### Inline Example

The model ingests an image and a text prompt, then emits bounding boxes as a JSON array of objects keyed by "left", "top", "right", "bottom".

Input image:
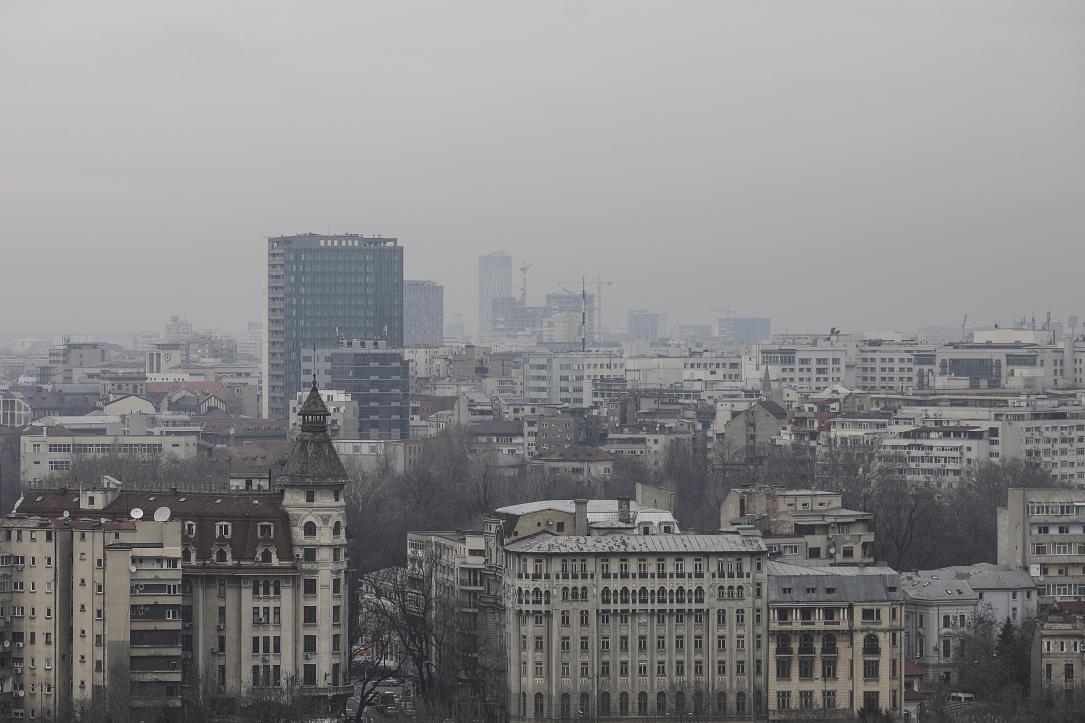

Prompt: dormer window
[
  {"left": 181, "top": 547, "right": 193, "bottom": 563},
  {"left": 216, "top": 522, "right": 231, "bottom": 539},
  {"left": 215, "top": 547, "right": 228, "bottom": 564},
  {"left": 258, "top": 523, "right": 273, "bottom": 538},
  {"left": 260, "top": 549, "right": 273, "bottom": 564},
  {"left": 184, "top": 522, "right": 196, "bottom": 538}
]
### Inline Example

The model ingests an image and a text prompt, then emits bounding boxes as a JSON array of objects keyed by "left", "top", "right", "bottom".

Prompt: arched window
[
  {"left": 560, "top": 693, "right": 570, "bottom": 719},
  {"left": 620, "top": 692, "right": 630, "bottom": 716},
  {"left": 639, "top": 587, "right": 649, "bottom": 604},
  {"left": 533, "top": 589, "right": 543, "bottom": 604},
  {"left": 581, "top": 586, "right": 587, "bottom": 599},
  {"left": 864, "top": 633, "right": 880, "bottom": 654},
  {"left": 263, "top": 579, "right": 271, "bottom": 597},
  {"left": 601, "top": 588, "right": 611, "bottom": 604},
  {"left": 718, "top": 585, "right": 726, "bottom": 599},
  {"left": 261, "top": 548, "right": 273, "bottom": 564},
  {"left": 727, "top": 585, "right": 735, "bottom": 598},
  {"left": 619, "top": 588, "right": 629, "bottom": 604},
  {"left": 518, "top": 589, "right": 524, "bottom": 604},
  {"left": 333, "top": 521, "right": 342, "bottom": 537},
  {"left": 600, "top": 692, "right": 611, "bottom": 716},
  {"left": 534, "top": 693, "right": 544, "bottom": 719},
  {"left": 676, "top": 587, "right": 685, "bottom": 604},
  {"left": 717, "top": 609, "right": 726, "bottom": 625},
  {"left": 658, "top": 586, "right": 667, "bottom": 601},
  {"left": 668, "top": 590, "right": 675, "bottom": 603},
  {"left": 303, "top": 521, "right": 316, "bottom": 538},
  {"left": 571, "top": 587, "right": 579, "bottom": 601},
  {"left": 215, "top": 547, "right": 227, "bottom": 563},
  {"left": 716, "top": 692, "right": 727, "bottom": 714},
  {"left": 252, "top": 580, "right": 260, "bottom": 596},
  {"left": 656, "top": 692, "right": 667, "bottom": 715},
  {"left": 181, "top": 547, "right": 192, "bottom": 563},
  {"left": 273, "top": 579, "right": 281, "bottom": 596},
  {"left": 776, "top": 633, "right": 792, "bottom": 653},
  {"left": 562, "top": 587, "right": 570, "bottom": 601},
  {"left": 737, "top": 585, "right": 744, "bottom": 599},
  {"left": 544, "top": 590, "right": 550, "bottom": 604},
  {"left": 636, "top": 692, "right": 646, "bottom": 715},
  {"left": 694, "top": 586, "right": 704, "bottom": 603},
  {"left": 736, "top": 691, "right": 746, "bottom": 714},
  {"left": 579, "top": 693, "right": 589, "bottom": 717}
]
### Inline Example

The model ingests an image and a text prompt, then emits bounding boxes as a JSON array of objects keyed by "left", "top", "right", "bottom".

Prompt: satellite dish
[
  {"left": 130, "top": 508, "right": 144, "bottom": 520},
  {"left": 130, "top": 565, "right": 137, "bottom": 574},
  {"left": 153, "top": 507, "right": 171, "bottom": 522},
  {"left": 62, "top": 511, "right": 70, "bottom": 519},
  {"left": 3, "top": 640, "right": 9, "bottom": 648}
]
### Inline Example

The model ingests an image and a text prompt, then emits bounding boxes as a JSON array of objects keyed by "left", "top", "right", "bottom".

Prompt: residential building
[
  {"left": 718, "top": 401, "right": 790, "bottom": 462},
  {"left": 20, "top": 414, "right": 200, "bottom": 483},
  {"left": 901, "top": 574, "right": 978, "bottom": 685},
  {"left": 544, "top": 293, "right": 595, "bottom": 343},
  {"left": 478, "top": 253, "right": 513, "bottom": 337},
  {"left": 1031, "top": 601, "right": 1085, "bottom": 702},
  {"left": 332, "top": 438, "right": 425, "bottom": 475},
  {"left": 0, "top": 513, "right": 184, "bottom": 722},
  {"left": 266, "top": 233, "right": 404, "bottom": 419},
  {"left": 720, "top": 487, "right": 876, "bottom": 565},
  {"left": 404, "top": 280, "right": 444, "bottom": 348},
  {"left": 43, "top": 341, "right": 111, "bottom": 385},
  {"left": 998, "top": 487, "right": 1085, "bottom": 603},
  {"left": 913, "top": 563, "right": 1037, "bottom": 625},
  {"left": 303, "top": 340, "right": 410, "bottom": 441},
  {"left": 290, "top": 389, "right": 359, "bottom": 440},
  {"left": 15, "top": 383, "right": 353, "bottom": 717},
  {"left": 493, "top": 498, "right": 680, "bottom": 539},
  {"left": 528, "top": 447, "right": 615, "bottom": 481},
  {"left": 880, "top": 425, "right": 996, "bottom": 493},
  {"left": 503, "top": 533, "right": 769, "bottom": 721},
  {"left": 767, "top": 562, "right": 904, "bottom": 719},
  {"left": 758, "top": 345, "right": 850, "bottom": 393}
]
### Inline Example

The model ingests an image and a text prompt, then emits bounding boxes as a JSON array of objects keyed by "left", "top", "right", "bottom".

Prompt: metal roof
[
  {"left": 767, "top": 561, "right": 902, "bottom": 603},
  {"left": 913, "top": 563, "right": 1035, "bottom": 591},
  {"left": 902, "top": 573, "right": 978, "bottom": 602},
  {"left": 504, "top": 532, "right": 766, "bottom": 555}
]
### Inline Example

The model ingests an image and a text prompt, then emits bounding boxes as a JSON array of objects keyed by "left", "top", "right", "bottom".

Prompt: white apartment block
[{"left": 999, "top": 487, "right": 1085, "bottom": 603}]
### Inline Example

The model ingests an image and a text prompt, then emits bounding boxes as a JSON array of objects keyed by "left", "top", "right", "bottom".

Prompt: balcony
[
  {"left": 798, "top": 645, "right": 815, "bottom": 656},
  {"left": 862, "top": 645, "right": 881, "bottom": 656},
  {"left": 821, "top": 645, "right": 838, "bottom": 656},
  {"left": 775, "top": 646, "right": 793, "bottom": 656}
]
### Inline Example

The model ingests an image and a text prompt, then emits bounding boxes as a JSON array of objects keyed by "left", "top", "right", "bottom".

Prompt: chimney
[
  {"left": 574, "top": 499, "right": 588, "bottom": 536},
  {"left": 618, "top": 496, "right": 632, "bottom": 525}
]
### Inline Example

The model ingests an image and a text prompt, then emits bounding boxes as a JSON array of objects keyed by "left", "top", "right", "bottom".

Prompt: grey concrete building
[
  {"left": 303, "top": 339, "right": 410, "bottom": 440},
  {"left": 404, "top": 280, "right": 444, "bottom": 347},
  {"left": 266, "top": 233, "right": 403, "bottom": 419}
]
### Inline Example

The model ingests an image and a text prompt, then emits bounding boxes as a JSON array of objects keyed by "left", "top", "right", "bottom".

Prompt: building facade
[
  {"left": 998, "top": 487, "right": 1085, "bottom": 603},
  {"left": 266, "top": 233, "right": 404, "bottom": 419},
  {"left": 503, "top": 534, "right": 769, "bottom": 721},
  {"left": 404, "top": 280, "right": 444, "bottom": 348},
  {"left": 478, "top": 253, "right": 513, "bottom": 338},
  {"left": 303, "top": 340, "right": 410, "bottom": 441}
]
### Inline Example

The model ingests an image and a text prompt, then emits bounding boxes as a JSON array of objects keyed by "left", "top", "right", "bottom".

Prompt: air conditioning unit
[
  {"left": 216, "top": 624, "right": 225, "bottom": 631},
  {"left": 262, "top": 655, "right": 269, "bottom": 662},
  {"left": 15, "top": 642, "right": 23, "bottom": 649},
  {"left": 15, "top": 565, "right": 23, "bottom": 571},
  {"left": 304, "top": 653, "right": 312, "bottom": 660},
  {"left": 13, "top": 667, "right": 22, "bottom": 675},
  {"left": 16, "top": 690, "right": 25, "bottom": 697}
]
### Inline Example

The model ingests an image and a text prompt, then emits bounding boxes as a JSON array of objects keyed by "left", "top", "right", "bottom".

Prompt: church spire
[{"left": 281, "top": 380, "right": 349, "bottom": 483}]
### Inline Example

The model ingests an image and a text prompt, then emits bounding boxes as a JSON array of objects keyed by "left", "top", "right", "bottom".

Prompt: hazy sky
[{"left": 2, "top": 1, "right": 1083, "bottom": 337}]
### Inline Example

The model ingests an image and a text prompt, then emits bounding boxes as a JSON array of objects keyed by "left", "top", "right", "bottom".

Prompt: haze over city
[{"left": 3, "top": 0, "right": 1084, "bottom": 336}]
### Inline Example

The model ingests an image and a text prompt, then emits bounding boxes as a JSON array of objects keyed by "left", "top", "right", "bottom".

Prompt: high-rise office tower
[
  {"left": 404, "top": 280, "right": 444, "bottom": 347},
  {"left": 266, "top": 233, "right": 403, "bottom": 419},
  {"left": 716, "top": 317, "right": 772, "bottom": 345},
  {"left": 478, "top": 252, "right": 512, "bottom": 337}
]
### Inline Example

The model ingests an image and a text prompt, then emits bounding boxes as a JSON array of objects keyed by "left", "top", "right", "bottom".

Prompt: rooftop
[
  {"left": 902, "top": 573, "right": 978, "bottom": 602},
  {"left": 504, "top": 532, "right": 766, "bottom": 555}
]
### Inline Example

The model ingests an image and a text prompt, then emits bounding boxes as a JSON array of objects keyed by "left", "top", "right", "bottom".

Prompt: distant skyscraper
[
  {"left": 478, "top": 252, "right": 512, "bottom": 337},
  {"left": 266, "top": 233, "right": 403, "bottom": 419},
  {"left": 404, "top": 280, "right": 444, "bottom": 347},
  {"left": 716, "top": 317, "right": 771, "bottom": 345},
  {"left": 627, "top": 310, "right": 667, "bottom": 341}
]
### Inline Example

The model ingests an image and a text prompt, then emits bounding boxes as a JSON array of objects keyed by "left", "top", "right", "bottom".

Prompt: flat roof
[{"left": 504, "top": 532, "right": 766, "bottom": 555}]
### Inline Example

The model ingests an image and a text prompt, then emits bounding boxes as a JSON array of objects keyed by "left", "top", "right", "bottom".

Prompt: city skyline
[{"left": 3, "top": 1, "right": 1084, "bottom": 335}]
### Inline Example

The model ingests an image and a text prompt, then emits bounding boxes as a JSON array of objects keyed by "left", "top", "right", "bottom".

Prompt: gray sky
[{"left": 2, "top": 0, "right": 1083, "bottom": 337}]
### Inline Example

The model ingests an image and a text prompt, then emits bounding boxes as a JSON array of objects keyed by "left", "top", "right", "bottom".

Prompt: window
[
  {"left": 303, "top": 578, "right": 317, "bottom": 595},
  {"left": 303, "top": 521, "right": 317, "bottom": 538},
  {"left": 864, "top": 659, "right": 880, "bottom": 680},
  {"left": 305, "top": 490, "right": 316, "bottom": 503},
  {"left": 304, "top": 606, "right": 317, "bottom": 624},
  {"left": 216, "top": 522, "right": 231, "bottom": 538},
  {"left": 257, "top": 523, "right": 273, "bottom": 538}
]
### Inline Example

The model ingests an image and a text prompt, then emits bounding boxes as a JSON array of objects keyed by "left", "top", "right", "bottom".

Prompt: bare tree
[{"left": 237, "top": 675, "right": 307, "bottom": 723}]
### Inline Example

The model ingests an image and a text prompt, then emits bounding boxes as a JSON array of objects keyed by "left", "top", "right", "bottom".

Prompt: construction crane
[{"left": 519, "top": 263, "right": 532, "bottom": 305}]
